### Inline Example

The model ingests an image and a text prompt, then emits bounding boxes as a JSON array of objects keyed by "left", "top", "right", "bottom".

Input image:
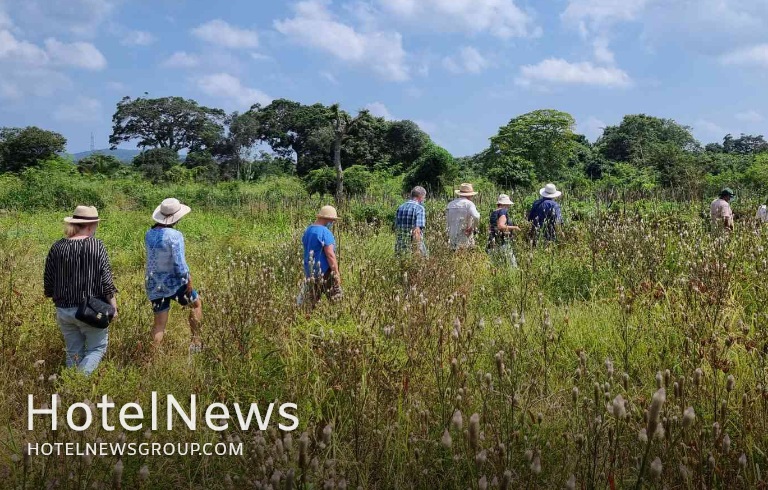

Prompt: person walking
[
  {"left": 145, "top": 198, "right": 202, "bottom": 352},
  {"left": 395, "top": 186, "right": 428, "bottom": 256},
  {"left": 756, "top": 198, "right": 767, "bottom": 224},
  {"left": 446, "top": 183, "right": 481, "bottom": 250},
  {"left": 528, "top": 183, "right": 564, "bottom": 245},
  {"left": 487, "top": 194, "right": 521, "bottom": 268},
  {"left": 710, "top": 188, "right": 735, "bottom": 232},
  {"left": 44, "top": 205, "right": 118, "bottom": 375},
  {"left": 300, "top": 205, "right": 342, "bottom": 308}
]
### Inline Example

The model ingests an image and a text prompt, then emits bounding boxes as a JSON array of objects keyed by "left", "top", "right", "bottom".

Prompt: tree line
[{"left": 1, "top": 96, "right": 767, "bottom": 199}]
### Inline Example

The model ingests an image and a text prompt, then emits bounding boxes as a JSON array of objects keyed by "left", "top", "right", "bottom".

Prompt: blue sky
[{"left": 1, "top": 0, "right": 768, "bottom": 156}]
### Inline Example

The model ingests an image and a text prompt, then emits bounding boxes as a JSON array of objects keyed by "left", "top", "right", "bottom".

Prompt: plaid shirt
[{"left": 395, "top": 199, "right": 426, "bottom": 253}]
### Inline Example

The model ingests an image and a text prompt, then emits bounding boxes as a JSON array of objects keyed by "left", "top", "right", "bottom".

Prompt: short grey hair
[{"left": 410, "top": 186, "right": 427, "bottom": 199}]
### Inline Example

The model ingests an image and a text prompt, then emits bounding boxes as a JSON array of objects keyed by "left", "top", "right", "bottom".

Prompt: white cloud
[
  {"left": 0, "top": 68, "right": 71, "bottom": 100},
  {"left": 121, "top": 30, "right": 155, "bottom": 46},
  {"left": 162, "top": 51, "right": 200, "bottom": 68},
  {"left": 0, "top": 30, "right": 106, "bottom": 70},
  {"left": 517, "top": 58, "right": 631, "bottom": 88},
  {"left": 250, "top": 52, "right": 272, "bottom": 61},
  {"left": 275, "top": 0, "right": 409, "bottom": 82},
  {"left": 53, "top": 96, "right": 102, "bottom": 122},
  {"left": 44, "top": 38, "right": 107, "bottom": 70},
  {"left": 378, "top": 0, "right": 536, "bottom": 39},
  {"left": 107, "top": 81, "right": 127, "bottom": 92},
  {"left": 196, "top": 73, "right": 271, "bottom": 108},
  {"left": 578, "top": 116, "right": 607, "bottom": 141},
  {"left": 735, "top": 110, "right": 764, "bottom": 123},
  {"left": 320, "top": 71, "right": 339, "bottom": 84},
  {"left": 12, "top": 0, "right": 119, "bottom": 37},
  {"left": 443, "top": 46, "right": 490, "bottom": 74},
  {"left": 720, "top": 44, "right": 768, "bottom": 67},
  {"left": 592, "top": 37, "right": 614, "bottom": 64},
  {"left": 0, "top": 9, "right": 12, "bottom": 29},
  {"left": 364, "top": 101, "right": 393, "bottom": 119},
  {"left": 562, "top": 0, "right": 650, "bottom": 31},
  {"left": 192, "top": 19, "right": 259, "bottom": 49}
]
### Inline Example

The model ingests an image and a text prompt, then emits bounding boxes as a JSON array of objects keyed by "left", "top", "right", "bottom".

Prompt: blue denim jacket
[{"left": 145, "top": 227, "right": 190, "bottom": 300}]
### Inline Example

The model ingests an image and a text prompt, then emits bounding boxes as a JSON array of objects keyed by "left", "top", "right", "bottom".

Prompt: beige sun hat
[
  {"left": 64, "top": 205, "right": 100, "bottom": 224},
  {"left": 316, "top": 205, "right": 339, "bottom": 220},
  {"left": 152, "top": 198, "right": 191, "bottom": 225},
  {"left": 455, "top": 183, "right": 478, "bottom": 197},
  {"left": 539, "top": 183, "right": 562, "bottom": 199},
  {"left": 497, "top": 194, "right": 513, "bottom": 206}
]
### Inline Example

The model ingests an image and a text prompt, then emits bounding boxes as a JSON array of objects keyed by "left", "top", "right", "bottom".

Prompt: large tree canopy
[
  {"left": 109, "top": 96, "right": 226, "bottom": 152},
  {"left": 0, "top": 126, "right": 67, "bottom": 172},
  {"left": 488, "top": 109, "right": 577, "bottom": 183},
  {"left": 596, "top": 114, "right": 699, "bottom": 164}
]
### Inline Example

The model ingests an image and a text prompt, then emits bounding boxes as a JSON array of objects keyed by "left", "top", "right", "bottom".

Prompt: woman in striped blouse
[{"left": 43, "top": 206, "right": 118, "bottom": 375}]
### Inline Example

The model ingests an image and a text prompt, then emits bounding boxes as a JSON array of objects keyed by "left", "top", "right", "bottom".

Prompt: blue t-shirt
[{"left": 302, "top": 224, "right": 336, "bottom": 277}]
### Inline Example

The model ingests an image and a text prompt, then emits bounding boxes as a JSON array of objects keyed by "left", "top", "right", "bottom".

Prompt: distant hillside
[{"left": 71, "top": 149, "right": 141, "bottom": 163}]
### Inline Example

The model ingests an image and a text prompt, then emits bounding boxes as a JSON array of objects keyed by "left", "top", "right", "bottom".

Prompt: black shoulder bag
[{"left": 75, "top": 241, "right": 115, "bottom": 329}]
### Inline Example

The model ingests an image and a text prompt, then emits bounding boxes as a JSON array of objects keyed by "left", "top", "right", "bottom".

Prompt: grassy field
[{"left": 1, "top": 177, "right": 768, "bottom": 488}]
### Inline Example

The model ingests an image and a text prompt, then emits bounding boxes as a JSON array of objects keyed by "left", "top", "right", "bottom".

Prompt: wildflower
[
  {"left": 655, "top": 372, "right": 662, "bottom": 389},
  {"left": 524, "top": 449, "right": 533, "bottom": 462},
  {"left": 322, "top": 424, "right": 332, "bottom": 445},
  {"left": 726, "top": 375, "right": 735, "bottom": 392},
  {"left": 34, "top": 360, "right": 45, "bottom": 369},
  {"left": 224, "top": 474, "right": 234, "bottom": 490},
  {"left": 501, "top": 470, "right": 512, "bottom": 490},
  {"left": 48, "top": 374, "right": 57, "bottom": 383},
  {"left": 298, "top": 432, "right": 309, "bottom": 469},
  {"left": 682, "top": 406, "right": 695, "bottom": 429},
  {"left": 605, "top": 358, "right": 614, "bottom": 379},
  {"left": 646, "top": 388, "right": 666, "bottom": 438},
  {"left": 612, "top": 394, "right": 626, "bottom": 420},
  {"left": 139, "top": 465, "right": 149, "bottom": 482},
  {"left": 441, "top": 429, "right": 452, "bottom": 449},
  {"left": 622, "top": 372, "right": 629, "bottom": 391},
  {"left": 566, "top": 474, "right": 576, "bottom": 490},
  {"left": 694, "top": 368, "right": 703, "bottom": 386},
  {"left": 451, "top": 410, "right": 463, "bottom": 430},
  {"left": 530, "top": 451, "right": 541, "bottom": 475},
  {"left": 739, "top": 453, "right": 747, "bottom": 468},
  {"left": 478, "top": 476, "right": 488, "bottom": 490},
  {"left": 638, "top": 428, "right": 648, "bottom": 443},
  {"left": 112, "top": 460, "right": 124, "bottom": 489},
  {"left": 475, "top": 449, "right": 487, "bottom": 465},
  {"left": 722, "top": 433, "right": 731, "bottom": 454},
  {"left": 679, "top": 464, "right": 691, "bottom": 480},
  {"left": 650, "top": 457, "right": 662, "bottom": 479},
  {"left": 495, "top": 351, "right": 505, "bottom": 378},
  {"left": 713, "top": 422, "right": 721, "bottom": 439},
  {"left": 572, "top": 387, "right": 579, "bottom": 405},
  {"left": 469, "top": 413, "right": 480, "bottom": 450}
]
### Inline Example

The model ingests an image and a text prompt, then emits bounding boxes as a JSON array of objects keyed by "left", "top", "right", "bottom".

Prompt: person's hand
[
  {"left": 464, "top": 227, "right": 473, "bottom": 237},
  {"left": 112, "top": 309, "right": 119, "bottom": 321},
  {"left": 186, "top": 275, "right": 193, "bottom": 294}
]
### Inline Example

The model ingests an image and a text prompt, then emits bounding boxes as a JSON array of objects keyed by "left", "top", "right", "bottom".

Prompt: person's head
[
  {"left": 410, "top": 186, "right": 427, "bottom": 203},
  {"left": 719, "top": 188, "right": 735, "bottom": 202},
  {"left": 64, "top": 205, "right": 99, "bottom": 238},
  {"left": 315, "top": 205, "right": 339, "bottom": 228},
  {"left": 152, "top": 198, "right": 191, "bottom": 227},
  {"left": 539, "top": 183, "right": 562, "bottom": 201},
  {"left": 497, "top": 194, "right": 513, "bottom": 209},
  {"left": 455, "top": 183, "right": 478, "bottom": 201}
]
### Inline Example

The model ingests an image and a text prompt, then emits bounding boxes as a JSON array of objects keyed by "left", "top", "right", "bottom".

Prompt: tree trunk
[{"left": 334, "top": 133, "right": 343, "bottom": 204}]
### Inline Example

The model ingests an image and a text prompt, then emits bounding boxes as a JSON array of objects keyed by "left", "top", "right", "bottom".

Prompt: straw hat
[
  {"left": 539, "top": 183, "right": 562, "bottom": 199},
  {"left": 455, "top": 183, "right": 478, "bottom": 197},
  {"left": 497, "top": 194, "right": 513, "bottom": 206},
  {"left": 316, "top": 205, "right": 339, "bottom": 220},
  {"left": 64, "top": 205, "right": 100, "bottom": 224},
  {"left": 152, "top": 198, "right": 191, "bottom": 225}
]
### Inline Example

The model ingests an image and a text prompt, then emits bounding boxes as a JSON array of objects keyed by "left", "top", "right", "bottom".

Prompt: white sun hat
[
  {"left": 64, "top": 205, "right": 100, "bottom": 224},
  {"left": 539, "top": 183, "right": 562, "bottom": 199},
  {"left": 497, "top": 194, "right": 513, "bottom": 206},
  {"left": 152, "top": 198, "right": 191, "bottom": 225}
]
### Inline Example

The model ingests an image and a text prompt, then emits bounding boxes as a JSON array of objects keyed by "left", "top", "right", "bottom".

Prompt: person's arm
[
  {"left": 97, "top": 242, "right": 118, "bottom": 319},
  {"left": 43, "top": 248, "right": 55, "bottom": 299},
  {"left": 497, "top": 214, "right": 520, "bottom": 233},
  {"left": 323, "top": 245, "right": 340, "bottom": 285},
  {"left": 412, "top": 207, "right": 425, "bottom": 243},
  {"left": 172, "top": 233, "right": 193, "bottom": 292}
]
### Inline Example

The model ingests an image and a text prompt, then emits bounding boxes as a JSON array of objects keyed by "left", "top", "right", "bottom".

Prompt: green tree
[
  {"left": 77, "top": 154, "right": 122, "bottom": 176},
  {"left": 184, "top": 150, "right": 220, "bottom": 182},
  {"left": 489, "top": 109, "right": 577, "bottom": 182},
  {"left": 132, "top": 148, "right": 180, "bottom": 182},
  {"left": 109, "top": 96, "right": 226, "bottom": 152},
  {"left": 722, "top": 133, "right": 768, "bottom": 155},
  {"left": 385, "top": 120, "right": 430, "bottom": 172},
  {"left": 402, "top": 143, "right": 458, "bottom": 194},
  {"left": 596, "top": 114, "right": 699, "bottom": 164},
  {"left": 0, "top": 126, "right": 67, "bottom": 172}
]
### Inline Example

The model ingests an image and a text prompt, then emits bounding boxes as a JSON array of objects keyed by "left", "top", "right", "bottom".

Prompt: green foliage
[
  {"left": 385, "top": 120, "right": 430, "bottom": 171},
  {"left": 109, "top": 96, "right": 226, "bottom": 152},
  {"left": 184, "top": 150, "right": 220, "bottom": 182},
  {"left": 305, "top": 165, "right": 372, "bottom": 196},
  {"left": 489, "top": 109, "right": 577, "bottom": 182},
  {"left": 132, "top": 148, "right": 180, "bottom": 182},
  {"left": 597, "top": 114, "right": 699, "bottom": 164},
  {"left": 402, "top": 143, "right": 458, "bottom": 194},
  {"left": 77, "top": 153, "right": 122, "bottom": 176},
  {"left": 0, "top": 126, "right": 67, "bottom": 172},
  {"left": 485, "top": 154, "right": 536, "bottom": 188}
]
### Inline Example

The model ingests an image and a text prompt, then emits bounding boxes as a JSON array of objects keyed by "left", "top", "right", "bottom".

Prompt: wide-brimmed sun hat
[
  {"left": 539, "top": 183, "right": 562, "bottom": 199},
  {"left": 497, "top": 194, "right": 513, "bottom": 206},
  {"left": 317, "top": 205, "right": 339, "bottom": 220},
  {"left": 64, "top": 205, "right": 100, "bottom": 224},
  {"left": 152, "top": 198, "right": 191, "bottom": 225},
  {"left": 455, "top": 183, "right": 478, "bottom": 197}
]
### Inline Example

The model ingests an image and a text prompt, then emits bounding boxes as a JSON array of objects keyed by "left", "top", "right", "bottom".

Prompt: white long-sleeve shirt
[
  {"left": 757, "top": 205, "right": 768, "bottom": 223},
  {"left": 446, "top": 197, "right": 480, "bottom": 249}
]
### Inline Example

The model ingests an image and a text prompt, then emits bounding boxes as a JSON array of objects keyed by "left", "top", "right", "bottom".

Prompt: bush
[
  {"left": 305, "top": 165, "right": 372, "bottom": 196},
  {"left": 402, "top": 143, "right": 458, "bottom": 195},
  {"left": 77, "top": 154, "right": 122, "bottom": 176},
  {"left": 132, "top": 148, "right": 180, "bottom": 182}
]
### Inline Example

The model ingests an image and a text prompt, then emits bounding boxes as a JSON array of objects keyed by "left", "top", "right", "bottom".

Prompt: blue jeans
[{"left": 56, "top": 307, "right": 109, "bottom": 375}]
